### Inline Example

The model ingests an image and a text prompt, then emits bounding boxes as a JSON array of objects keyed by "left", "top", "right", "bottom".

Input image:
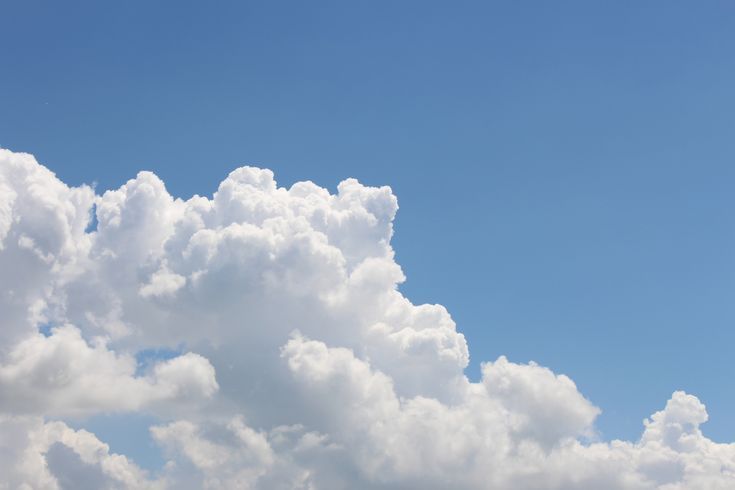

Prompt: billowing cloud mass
[{"left": 0, "top": 147, "right": 733, "bottom": 489}]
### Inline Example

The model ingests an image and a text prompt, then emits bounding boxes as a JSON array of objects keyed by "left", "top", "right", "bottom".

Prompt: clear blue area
[
  {"left": 2, "top": 0, "right": 734, "bottom": 459},
  {"left": 38, "top": 322, "right": 54, "bottom": 338},
  {"left": 66, "top": 413, "right": 167, "bottom": 472},
  {"left": 85, "top": 203, "right": 98, "bottom": 233}
]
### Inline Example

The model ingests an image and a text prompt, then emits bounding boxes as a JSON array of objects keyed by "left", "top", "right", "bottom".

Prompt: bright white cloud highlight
[{"left": 0, "top": 147, "right": 733, "bottom": 489}]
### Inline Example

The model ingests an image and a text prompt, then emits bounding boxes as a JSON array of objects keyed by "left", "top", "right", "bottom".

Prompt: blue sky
[{"left": 2, "top": 0, "right": 734, "bottom": 455}]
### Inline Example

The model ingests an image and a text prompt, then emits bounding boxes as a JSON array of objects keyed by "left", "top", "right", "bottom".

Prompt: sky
[{"left": 1, "top": 1, "right": 735, "bottom": 488}]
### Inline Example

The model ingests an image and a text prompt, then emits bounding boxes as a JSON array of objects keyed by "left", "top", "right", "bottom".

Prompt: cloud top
[{"left": 0, "top": 148, "right": 733, "bottom": 489}]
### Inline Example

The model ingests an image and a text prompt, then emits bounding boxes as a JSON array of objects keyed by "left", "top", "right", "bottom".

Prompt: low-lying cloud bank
[{"left": 0, "top": 148, "right": 732, "bottom": 489}]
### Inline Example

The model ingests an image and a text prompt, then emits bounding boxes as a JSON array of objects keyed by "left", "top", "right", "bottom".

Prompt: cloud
[
  {"left": 0, "top": 325, "right": 218, "bottom": 417},
  {"left": 0, "top": 415, "right": 156, "bottom": 489},
  {"left": 0, "top": 147, "right": 734, "bottom": 489},
  {"left": 151, "top": 417, "right": 275, "bottom": 489}
]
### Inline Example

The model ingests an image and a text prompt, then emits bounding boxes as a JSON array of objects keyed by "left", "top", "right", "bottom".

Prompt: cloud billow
[{"left": 0, "top": 148, "right": 732, "bottom": 489}]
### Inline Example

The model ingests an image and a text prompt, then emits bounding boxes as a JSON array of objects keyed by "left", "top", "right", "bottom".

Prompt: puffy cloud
[
  {"left": 0, "top": 147, "right": 733, "bottom": 489},
  {"left": 0, "top": 415, "right": 156, "bottom": 490},
  {"left": 0, "top": 325, "right": 218, "bottom": 417},
  {"left": 0, "top": 149, "right": 94, "bottom": 349},
  {"left": 481, "top": 356, "right": 600, "bottom": 447},
  {"left": 151, "top": 417, "right": 275, "bottom": 489},
  {"left": 138, "top": 267, "right": 186, "bottom": 299}
]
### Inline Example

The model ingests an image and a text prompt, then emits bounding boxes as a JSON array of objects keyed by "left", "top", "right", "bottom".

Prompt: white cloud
[
  {"left": 0, "top": 325, "right": 218, "bottom": 417},
  {"left": 0, "top": 147, "right": 733, "bottom": 489},
  {"left": 151, "top": 417, "right": 275, "bottom": 489},
  {"left": 481, "top": 355, "right": 600, "bottom": 447},
  {"left": 0, "top": 415, "right": 157, "bottom": 490},
  {"left": 138, "top": 266, "right": 186, "bottom": 299}
]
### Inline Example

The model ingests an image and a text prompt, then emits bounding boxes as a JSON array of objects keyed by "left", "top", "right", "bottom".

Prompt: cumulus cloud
[
  {"left": 0, "top": 147, "right": 733, "bottom": 489},
  {"left": 0, "top": 415, "right": 156, "bottom": 490},
  {"left": 0, "top": 325, "right": 217, "bottom": 417}
]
